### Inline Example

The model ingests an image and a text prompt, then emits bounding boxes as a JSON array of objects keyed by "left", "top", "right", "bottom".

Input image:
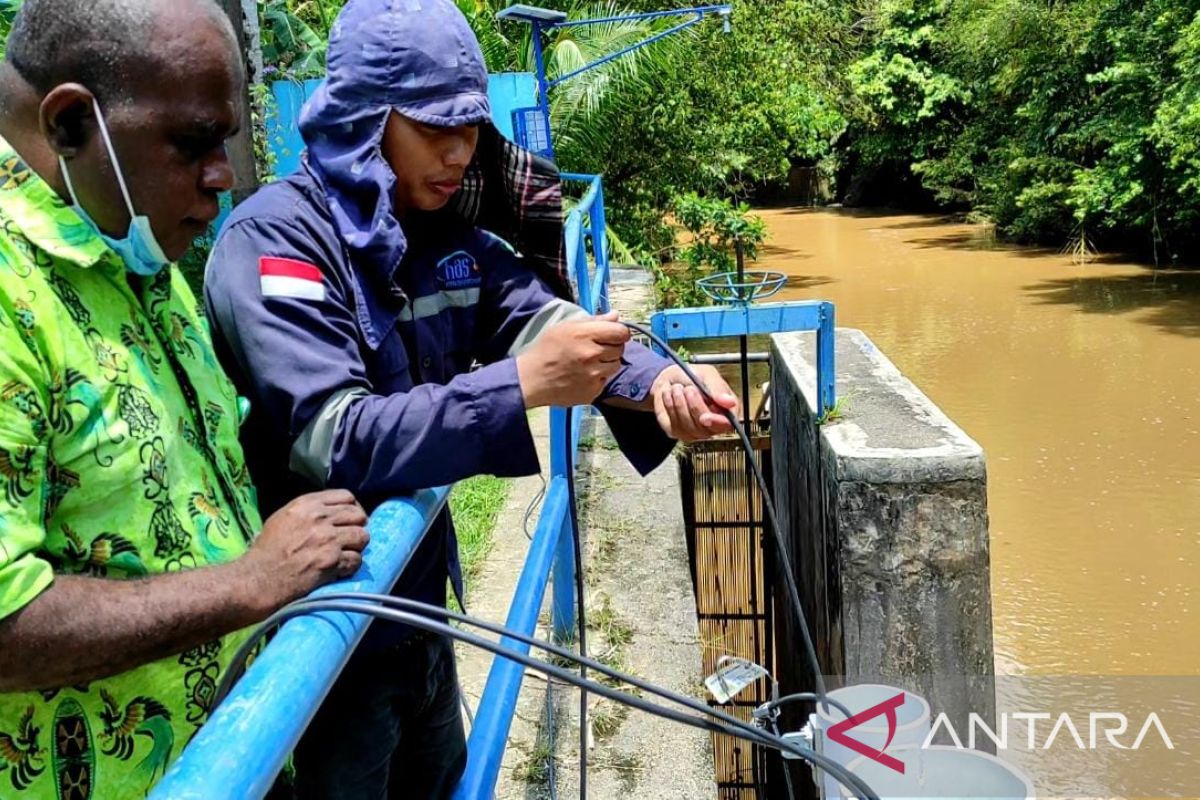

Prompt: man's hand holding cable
[
  {"left": 516, "top": 311, "right": 631, "bottom": 408},
  {"left": 651, "top": 364, "right": 740, "bottom": 442}
]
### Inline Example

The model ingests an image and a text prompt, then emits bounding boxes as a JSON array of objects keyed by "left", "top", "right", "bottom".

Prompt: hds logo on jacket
[{"left": 436, "top": 251, "right": 482, "bottom": 290}]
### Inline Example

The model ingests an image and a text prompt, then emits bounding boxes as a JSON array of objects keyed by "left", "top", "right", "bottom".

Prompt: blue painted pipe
[
  {"left": 817, "top": 302, "right": 837, "bottom": 416},
  {"left": 452, "top": 478, "right": 569, "bottom": 800},
  {"left": 150, "top": 488, "right": 450, "bottom": 800},
  {"left": 550, "top": 406, "right": 577, "bottom": 641}
]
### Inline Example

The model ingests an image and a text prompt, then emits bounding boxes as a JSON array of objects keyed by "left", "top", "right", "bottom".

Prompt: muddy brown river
[{"left": 755, "top": 208, "right": 1200, "bottom": 679}]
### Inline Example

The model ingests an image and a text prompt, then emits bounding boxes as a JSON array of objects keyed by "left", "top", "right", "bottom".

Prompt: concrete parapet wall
[{"left": 770, "top": 328, "right": 995, "bottom": 734}]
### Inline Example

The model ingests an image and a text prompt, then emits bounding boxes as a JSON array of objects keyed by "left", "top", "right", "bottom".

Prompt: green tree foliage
[
  {"left": 0, "top": 1, "right": 17, "bottom": 45},
  {"left": 559, "top": 0, "right": 851, "bottom": 258},
  {"left": 652, "top": 193, "right": 767, "bottom": 308},
  {"left": 846, "top": 0, "right": 1200, "bottom": 261},
  {"left": 4, "top": 0, "right": 1195, "bottom": 263},
  {"left": 261, "top": 0, "right": 331, "bottom": 78}
]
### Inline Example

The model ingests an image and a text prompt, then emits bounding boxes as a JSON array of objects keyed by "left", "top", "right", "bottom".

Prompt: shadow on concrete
[{"left": 1023, "top": 270, "right": 1200, "bottom": 337}]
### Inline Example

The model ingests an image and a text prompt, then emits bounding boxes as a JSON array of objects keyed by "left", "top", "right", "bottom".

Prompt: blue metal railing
[
  {"left": 151, "top": 489, "right": 451, "bottom": 799},
  {"left": 561, "top": 173, "right": 610, "bottom": 314},
  {"left": 452, "top": 173, "right": 608, "bottom": 800}
]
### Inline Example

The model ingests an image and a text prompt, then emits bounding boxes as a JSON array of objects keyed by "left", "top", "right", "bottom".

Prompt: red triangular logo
[{"left": 826, "top": 692, "right": 907, "bottom": 774}]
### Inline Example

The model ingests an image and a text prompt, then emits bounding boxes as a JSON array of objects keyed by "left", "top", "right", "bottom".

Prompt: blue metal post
[
  {"left": 151, "top": 488, "right": 451, "bottom": 800},
  {"left": 817, "top": 301, "right": 836, "bottom": 417},
  {"left": 550, "top": 405, "right": 577, "bottom": 641},
  {"left": 529, "top": 20, "right": 556, "bottom": 161},
  {"left": 590, "top": 180, "right": 610, "bottom": 313},
  {"left": 567, "top": 210, "right": 592, "bottom": 312},
  {"left": 452, "top": 478, "right": 569, "bottom": 800},
  {"left": 650, "top": 311, "right": 670, "bottom": 358}
]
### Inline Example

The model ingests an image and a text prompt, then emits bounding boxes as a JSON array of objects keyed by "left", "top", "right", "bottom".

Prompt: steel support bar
[
  {"left": 689, "top": 352, "right": 771, "bottom": 365},
  {"left": 548, "top": 15, "right": 705, "bottom": 88},
  {"left": 547, "top": 4, "right": 730, "bottom": 29},
  {"left": 529, "top": 20, "right": 555, "bottom": 160}
]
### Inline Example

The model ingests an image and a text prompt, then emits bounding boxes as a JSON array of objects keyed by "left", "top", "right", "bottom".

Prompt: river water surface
[{"left": 756, "top": 208, "right": 1200, "bottom": 678}]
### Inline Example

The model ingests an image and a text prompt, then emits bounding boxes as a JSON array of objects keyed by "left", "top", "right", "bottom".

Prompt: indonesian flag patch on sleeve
[{"left": 259, "top": 257, "right": 326, "bottom": 301}]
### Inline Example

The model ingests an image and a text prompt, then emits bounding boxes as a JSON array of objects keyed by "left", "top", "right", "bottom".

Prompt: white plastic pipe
[
  {"left": 809, "top": 684, "right": 933, "bottom": 799},
  {"left": 836, "top": 745, "right": 1035, "bottom": 799}
]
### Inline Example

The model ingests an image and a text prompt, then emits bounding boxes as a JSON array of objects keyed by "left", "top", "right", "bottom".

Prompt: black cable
[
  {"left": 214, "top": 596, "right": 881, "bottom": 800},
  {"left": 758, "top": 688, "right": 856, "bottom": 797},
  {"left": 522, "top": 472, "right": 548, "bottom": 540},
  {"left": 768, "top": 692, "right": 868, "bottom": 800},
  {"left": 767, "top": 681, "right": 798, "bottom": 800},
  {"left": 768, "top": 692, "right": 854, "bottom": 720},
  {"left": 562, "top": 406, "right": 589, "bottom": 799},
  {"left": 622, "top": 321, "right": 829, "bottom": 707}
]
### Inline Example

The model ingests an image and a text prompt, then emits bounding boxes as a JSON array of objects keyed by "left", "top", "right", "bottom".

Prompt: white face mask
[{"left": 59, "top": 97, "right": 170, "bottom": 276}]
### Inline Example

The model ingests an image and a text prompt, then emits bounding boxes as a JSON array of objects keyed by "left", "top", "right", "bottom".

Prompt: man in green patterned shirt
[{"left": 0, "top": 1, "right": 372, "bottom": 797}]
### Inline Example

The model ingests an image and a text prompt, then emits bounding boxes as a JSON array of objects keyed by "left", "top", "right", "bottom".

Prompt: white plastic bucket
[
  {"left": 835, "top": 745, "right": 1036, "bottom": 799},
  {"left": 810, "top": 684, "right": 932, "bottom": 799}
]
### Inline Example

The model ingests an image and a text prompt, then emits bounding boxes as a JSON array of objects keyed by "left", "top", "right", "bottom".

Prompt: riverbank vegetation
[{"left": 568, "top": 0, "right": 1200, "bottom": 266}]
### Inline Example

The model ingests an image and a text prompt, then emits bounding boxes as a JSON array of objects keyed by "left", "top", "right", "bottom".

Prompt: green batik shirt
[{"left": 0, "top": 138, "right": 263, "bottom": 799}]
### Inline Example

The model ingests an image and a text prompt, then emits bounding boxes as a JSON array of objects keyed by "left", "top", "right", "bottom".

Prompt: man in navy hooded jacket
[{"left": 204, "top": 0, "right": 739, "bottom": 796}]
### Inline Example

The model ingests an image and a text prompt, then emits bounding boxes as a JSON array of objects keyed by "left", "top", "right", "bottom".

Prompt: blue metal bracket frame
[
  {"left": 545, "top": 5, "right": 731, "bottom": 89},
  {"left": 649, "top": 301, "right": 837, "bottom": 416},
  {"left": 505, "top": 5, "right": 731, "bottom": 158}
]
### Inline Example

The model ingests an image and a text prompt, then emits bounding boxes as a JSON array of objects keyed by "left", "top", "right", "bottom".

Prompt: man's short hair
[{"left": 5, "top": 0, "right": 232, "bottom": 103}]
